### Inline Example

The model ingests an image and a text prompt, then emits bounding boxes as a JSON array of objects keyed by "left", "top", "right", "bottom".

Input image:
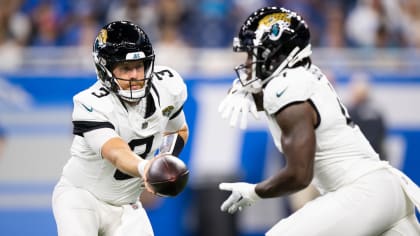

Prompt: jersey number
[
  {"left": 154, "top": 69, "right": 174, "bottom": 80},
  {"left": 113, "top": 136, "right": 154, "bottom": 180},
  {"left": 92, "top": 87, "right": 110, "bottom": 98}
]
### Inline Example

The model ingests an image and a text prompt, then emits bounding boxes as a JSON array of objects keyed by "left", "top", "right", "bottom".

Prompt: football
[{"left": 145, "top": 154, "right": 189, "bottom": 197}]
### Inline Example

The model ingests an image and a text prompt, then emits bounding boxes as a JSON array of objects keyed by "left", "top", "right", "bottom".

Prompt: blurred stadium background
[{"left": 0, "top": 0, "right": 419, "bottom": 235}]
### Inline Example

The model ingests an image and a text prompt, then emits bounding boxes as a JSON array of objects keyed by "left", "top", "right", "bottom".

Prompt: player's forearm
[
  {"left": 258, "top": 102, "right": 316, "bottom": 198},
  {"left": 256, "top": 142, "right": 315, "bottom": 198},
  {"left": 255, "top": 168, "right": 311, "bottom": 198},
  {"left": 113, "top": 149, "right": 143, "bottom": 177},
  {"left": 101, "top": 137, "right": 142, "bottom": 177}
]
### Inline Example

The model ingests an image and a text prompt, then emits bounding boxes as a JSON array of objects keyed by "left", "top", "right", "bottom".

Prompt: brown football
[{"left": 145, "top": 154, "right": 189, "bottom": 197}]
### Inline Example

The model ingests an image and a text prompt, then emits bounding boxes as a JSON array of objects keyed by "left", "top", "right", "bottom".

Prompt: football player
[
  {"left": 52, "top": 21, "right": 189, "bottom": 236},
  {"left": 218, "top": 6, "right": 420, "bottom": 235}
]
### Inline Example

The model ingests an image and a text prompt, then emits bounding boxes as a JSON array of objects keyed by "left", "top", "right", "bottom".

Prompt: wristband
[
  {"left": 137, "top": 160, "right": 149, "bottom": 178},
  {"left": 159, "top": 133, "right": 185, "bottom": 156}
]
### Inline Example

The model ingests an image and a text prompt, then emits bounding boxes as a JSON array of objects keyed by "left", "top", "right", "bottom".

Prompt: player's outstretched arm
[
  {"left": 218, "top": 102, "right": 317, "bottom": 214},
  {"left": 256, "top": 101, "right": 317, "bottom": 198},
  {"left": 101, "top": 137, "right": 149, "bottom": 179}
]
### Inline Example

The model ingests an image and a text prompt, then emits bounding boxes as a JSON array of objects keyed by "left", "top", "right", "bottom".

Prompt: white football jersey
[
  {"left": 61, "top": 65, "right": 187, "bottom": 205},
  {"left": 263, "top": 64, "right": 384, "bottom": 193}
]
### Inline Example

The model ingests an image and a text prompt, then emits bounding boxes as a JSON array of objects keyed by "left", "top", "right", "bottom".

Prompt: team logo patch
[
  {"left": 162, "top": 105, "right": 174, "bottom": 117},
  {"left": 97, "top": 29, "right": 107, "bottom": 46}
]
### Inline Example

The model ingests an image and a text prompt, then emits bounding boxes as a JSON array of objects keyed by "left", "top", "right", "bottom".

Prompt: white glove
[
  {"left": 218, "top": 79, "right": 259, "bottom": 130},
  {"left": 219, "top": 182, "right": 261, "bottom": 214}
]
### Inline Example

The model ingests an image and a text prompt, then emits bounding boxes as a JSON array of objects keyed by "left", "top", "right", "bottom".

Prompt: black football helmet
[
  {"left": 92, "top": 21, "right": 155, "bottom": 102},
  {"left": 233, "top": 7, "right": 312, "bottom": 92}
]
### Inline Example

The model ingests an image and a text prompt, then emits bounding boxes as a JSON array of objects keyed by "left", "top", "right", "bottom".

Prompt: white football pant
[
  {"left": 266, "top": 169, "right": 420, "bottom": 236},
  {"left": 52, "top": 178, "right": 154, "bottom": 236}
]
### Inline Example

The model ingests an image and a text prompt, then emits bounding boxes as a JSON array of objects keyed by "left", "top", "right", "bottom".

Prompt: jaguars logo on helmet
[{"left": 98, "top": 29, "right": 107, "bottom": 45}]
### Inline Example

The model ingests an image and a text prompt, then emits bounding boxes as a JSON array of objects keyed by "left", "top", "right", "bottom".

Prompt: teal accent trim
[
  {"left": 276, "top": 87, "right": 288, "bottom": 97},
  {"left": 82, "top": 103, "right": 93, "bottom": 112}
]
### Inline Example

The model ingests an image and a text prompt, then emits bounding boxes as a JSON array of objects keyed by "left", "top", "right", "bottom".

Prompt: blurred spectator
[
  {"left": 72, "top": 0, "right": 112, "bottom": 25},
  {"left": 400, "top": 0, "right": 420, "bottom": 48},
  {"left": 345, "top": 0, "right": 407, "bottom": 48},
  {"left": 106, "top": 0, "right": 158, "bottom": 42},
  {"left": 29, "top": 0, "right": 65, "bottom": 46},
  {"left": 153, "top": 0, "right": 193, "bottom": 73},
  {"left": 60, "top": 2, "right": 101, "bottom": 46},
  {"left": 155, "top": 0, "right": 186, "bottom": 46},
  {"left": 321, "top": 4, "right": 347, "bottom": 47},
  {"left": 2, "top": 0, "right": 418, "bottom": 50},
  {"left": 347, "top": 73, "right": 388, "bottom": 161},
  {"left": 338, "top": 0, "right": 358, "bottom": 17},
  {"left": 58, "top": 2, "right": 102, "bottom": 70},
  {"left": 0, "top": 0, "right": 29, "bottom": 70},
  {"left": 232, "top": 0, "right": 269, "bottom": 34},
  {"left": 270, "top": 0, "right": 327, "bottom": 47},
  {"left": 375, "top": 22, "right": 392, "bottom": 48},
  {"left": 5, "top": 0, "right": 32, "bottom": 46},
  {"left": 182, "top": 0, "right": 238, "bottom": 47},
  {"left": 345, "top": 0, "right": 383, "bottom": 47}
]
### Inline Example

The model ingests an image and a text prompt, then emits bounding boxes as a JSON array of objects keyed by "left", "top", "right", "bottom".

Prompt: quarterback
[
  {"left": 52, "top": 21, "right": 189, "bottom": 236},
  {"left": 218, "top": 6, "right": 420, "bottom": 236}
]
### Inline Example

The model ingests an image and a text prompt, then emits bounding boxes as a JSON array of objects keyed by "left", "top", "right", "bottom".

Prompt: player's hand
[
  {"left": 219, "top": 182, "right": 261, "bottom": 214},
  {"left": 218, "top": 79, "right": 259, "bottom": 129}
]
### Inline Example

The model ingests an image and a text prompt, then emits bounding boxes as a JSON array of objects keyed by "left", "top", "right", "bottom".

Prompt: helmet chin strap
[
  {"left": 245, "top": 52, "right": 263, "bottom": 93},
  {"left": 244, "top": 79, "right": 263, "bottom": 93},
  {"left": 114, "top": 77, "right": 146, "bottom": 103},
  {"left": 118, "top": 89, "right": 145, "bottom": 103}
]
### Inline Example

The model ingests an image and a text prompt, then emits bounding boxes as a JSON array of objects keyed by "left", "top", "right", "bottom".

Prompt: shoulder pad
[
  {"left": 264, "top": 67, "right": 314, "bottom": 114},
  {"left": 72, "top": 82, "right": 115, "bottom": 121},
  {"left": 152, "top": 65, "right": 187, "bottom": 105}
]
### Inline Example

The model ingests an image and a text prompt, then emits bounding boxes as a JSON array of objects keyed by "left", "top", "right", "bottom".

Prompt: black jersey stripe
[
  {"left": 144, "top": 92, "right": 156, "bottom": 118},
  {"left": 150, "top": 83, "right": 160, "bottom": 105},
  {"left": 308, "top": 99, "right": 321, "bottom": 129},
  {"left": 73, "top": 121, "right": 115, "bottom": 136},
  {"left": 169, "top": 105, "right": 184, "bottom": 120}
]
